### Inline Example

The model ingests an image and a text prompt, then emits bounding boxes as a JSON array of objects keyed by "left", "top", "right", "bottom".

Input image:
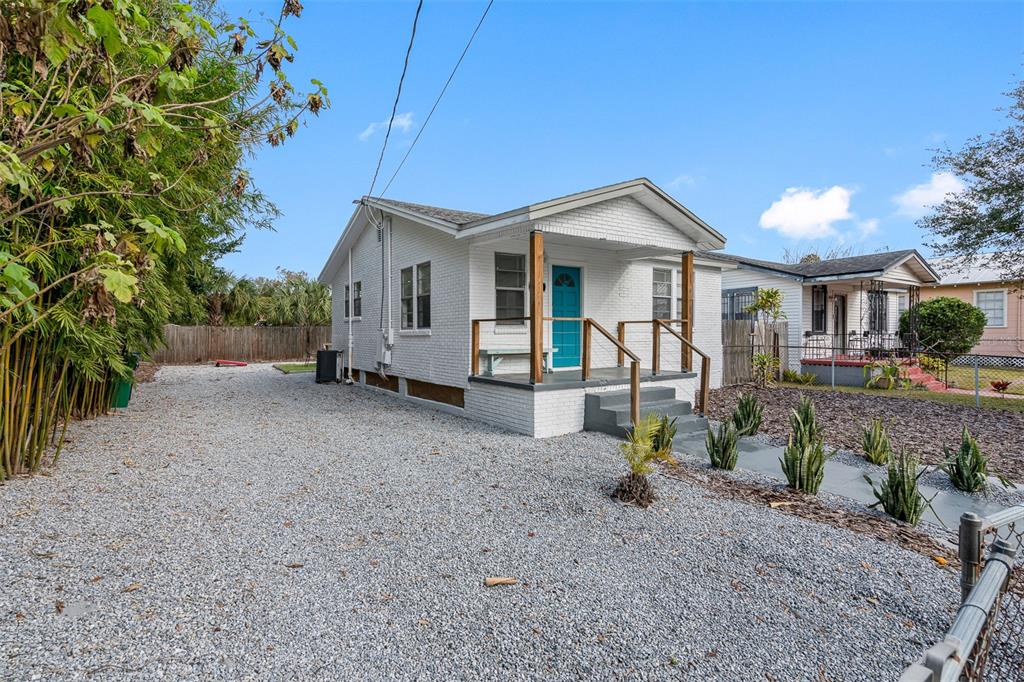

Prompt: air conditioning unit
[{"left": 315, "top": 349, "right": 341, "bottom": 383}]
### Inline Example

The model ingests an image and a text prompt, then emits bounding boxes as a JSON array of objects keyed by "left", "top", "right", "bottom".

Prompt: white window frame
[
  {"left": 652, "top": 267, "right": 672, "bottom": 320},
  {"left": 974, "top": 289, "right": 1007, "bottom": 328},
  {"left": 344, "top": 281, "right": 362, "bottom": 320},
  {"left": 400, "top": 262, "right": 431, "bottom": 334},
  {"left": 494, "top": 252, "right": 527, "bottom": 327}
]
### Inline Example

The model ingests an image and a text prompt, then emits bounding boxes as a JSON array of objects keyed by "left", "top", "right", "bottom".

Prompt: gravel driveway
[{"left": 1, "top": 364, "right": 957, "bottom": 680}]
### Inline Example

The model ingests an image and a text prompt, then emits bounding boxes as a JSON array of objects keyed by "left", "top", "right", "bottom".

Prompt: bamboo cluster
[{"left": 0, "top": 331, "right": 112, "bottom": 480}]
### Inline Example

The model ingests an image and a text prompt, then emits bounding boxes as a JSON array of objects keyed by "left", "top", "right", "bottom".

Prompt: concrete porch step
[{"left": 583, "top": 388, "right": 706, "bottom": 438}]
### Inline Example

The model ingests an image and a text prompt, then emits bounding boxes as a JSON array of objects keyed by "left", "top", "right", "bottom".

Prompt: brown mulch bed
[
  {"left": 134, "top": 361, "right": 159, "bottom": 383},
  {"left": 663, "top": 462, "right": 958, "bottom": 571},
  {"left": 709, "top": 385, "right": 1024, "bottom": 484}
]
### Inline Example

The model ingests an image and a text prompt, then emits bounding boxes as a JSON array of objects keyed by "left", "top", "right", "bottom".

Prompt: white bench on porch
[{"left": 478, "top": 347, "right": 557, "bottom": 377}]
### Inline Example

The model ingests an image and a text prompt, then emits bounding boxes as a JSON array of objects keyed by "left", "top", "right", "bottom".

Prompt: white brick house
[{"left": 318, "top": 178, "right": 730, "bottom": 437}]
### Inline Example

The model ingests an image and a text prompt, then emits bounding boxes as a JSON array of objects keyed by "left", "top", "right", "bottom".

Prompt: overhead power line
[
  {"left": 378, "top": 0, "right": 495, "bottom": 198},
  {"left": 366, "top": 0, "right": 425, "bottom": 200}
]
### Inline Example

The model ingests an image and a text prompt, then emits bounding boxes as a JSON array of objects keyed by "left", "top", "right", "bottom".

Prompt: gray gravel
[{"left": 1, "top": 364, "right": 959, "bottom": 680}]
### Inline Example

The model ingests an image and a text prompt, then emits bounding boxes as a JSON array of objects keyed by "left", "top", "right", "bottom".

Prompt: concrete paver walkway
[{"left": 673, "top": 431, "right": 1005, "bottom": 528}]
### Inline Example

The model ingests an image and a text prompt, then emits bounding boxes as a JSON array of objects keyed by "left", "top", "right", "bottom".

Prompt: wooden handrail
[
  {"left": 469, "top": 315, "right": 642, "bottom": 425},
  {"left": 653, "top": 319, "right": 711, "bottom": 415},
  {"left": 588, "top": 319, "right": 641, "bottom": 363},
  {"left": 586, "top": 318, "right": 641, "bottom": 424}
]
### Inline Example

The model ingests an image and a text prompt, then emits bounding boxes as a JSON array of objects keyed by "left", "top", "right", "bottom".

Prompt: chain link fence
[
  {"left": 901, "top": 507, "right": 1024, "bottom": 682},
  {"left": 721, "top": 330, "right": 1024, "bottom": 405}
]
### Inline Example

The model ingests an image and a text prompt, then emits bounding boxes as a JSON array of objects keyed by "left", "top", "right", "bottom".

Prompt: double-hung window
[
  {"left": 811, "top": 285, "right": 827, "bottom": 333},
  {"left": 975, "top": 290, "right": 1006, "bottom": 327},
  {"left": 401, "top": 262, "right": 431, "bottom": 330},
  {"left": 344, "top": 281, "right": 362, "bottom": 319},
  {"left": 495, "top": 253, "right": 526, "bottom": 325},
  {"left": 652, "top": 268, "right": 672, "bottom": 319},
  {"left": 416, "top": 263, "right": 431, "bottom": 328}
]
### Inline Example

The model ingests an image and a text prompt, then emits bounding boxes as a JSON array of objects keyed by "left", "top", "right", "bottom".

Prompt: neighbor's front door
[
  {"left": 551, "top": 266, "right": 581, "bottom": 368},
  {"left": 833, "top": 295, "right": 847, "bottom": 353}
]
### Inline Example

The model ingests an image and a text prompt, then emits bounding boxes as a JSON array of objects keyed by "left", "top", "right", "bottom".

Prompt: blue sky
[{"left": 219, "top": 0, "right": 1023, "bottom": 278}]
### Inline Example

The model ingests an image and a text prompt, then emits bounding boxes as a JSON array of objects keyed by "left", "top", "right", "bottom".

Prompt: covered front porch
[
  {"left": 467, "top": 228, "right": 711, "bottom": 425},
  {"left": 800, "top": 278, "right": 923, "bottom": 363}
]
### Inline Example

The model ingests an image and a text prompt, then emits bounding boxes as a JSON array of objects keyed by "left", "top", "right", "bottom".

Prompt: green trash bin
[
  {"left": 111, "top": 379, "right": 133, "bottom": 408},
  {"left": 111, "top": 353, "right": 141, "bottom": 408}
]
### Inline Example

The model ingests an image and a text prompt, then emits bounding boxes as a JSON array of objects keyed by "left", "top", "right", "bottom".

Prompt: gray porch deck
[{"left": 468, "top": 366, "right": 696, "bottom": 392}]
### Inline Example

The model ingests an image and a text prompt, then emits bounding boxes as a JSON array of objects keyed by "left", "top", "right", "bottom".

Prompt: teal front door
[{"left": 551, "top": 266, "right": 582, "bottom": 368}]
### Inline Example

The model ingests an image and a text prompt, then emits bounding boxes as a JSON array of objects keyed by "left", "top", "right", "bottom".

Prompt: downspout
[
  {"left": 376, "top": 216, "right": 394, "bottom": 380},
  {"left": 387, "top": 216, "right": 393, "bottom": 352},
  {"left": 1016, "top": 287, "right": 1023, "bottom": 355},
  {"left": 346, "top": 247, "right": 354, "bottom": 384}
]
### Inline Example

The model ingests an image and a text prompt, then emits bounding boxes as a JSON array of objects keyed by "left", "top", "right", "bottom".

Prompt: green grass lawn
[
  {"left": 779, "top": 381, "right": 1024, "bottom": 414},
  {"left": 273, "top": 362, "right": 316, "bottom": 374},
  {"left": 941, "top": 364, "right": 1024, "bottom": 395}
]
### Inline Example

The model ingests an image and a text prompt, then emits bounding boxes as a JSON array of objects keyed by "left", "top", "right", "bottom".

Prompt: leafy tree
[
  {"left": 899, "top": 296, "right": 986, "bottom": 356},
  {"left": 0, "top": 0, "right": 328, "bottom": 478},
  {"left": 923, "top": 81, "right": 1024, "bottom": 283}
]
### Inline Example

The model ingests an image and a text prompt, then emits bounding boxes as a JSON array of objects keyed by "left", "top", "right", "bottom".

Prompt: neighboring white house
[
  {"left": 318, "top": 178, "right": 731, "bottom": 437},
  {"left": 712, "top": 250, "right": 940, "bottom": 372}
]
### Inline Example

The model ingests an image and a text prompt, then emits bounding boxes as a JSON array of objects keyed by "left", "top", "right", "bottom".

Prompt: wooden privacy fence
[
  {"left": 721, "top": 320, "right": 789, "bottom": 386},
  {"left": 151, "top": 325, "right": 331, "bottom": 364},
  {"left": 722, "top": 320, "right": 753, "bottom": 386}
]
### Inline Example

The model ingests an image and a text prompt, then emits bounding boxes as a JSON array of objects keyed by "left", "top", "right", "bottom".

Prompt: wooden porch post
[
  {"left": 681, "top": 251, "right": 694, "bottom": 370},
  {"left": 529, "top": 230, "right": 544, "bottom": 384}
]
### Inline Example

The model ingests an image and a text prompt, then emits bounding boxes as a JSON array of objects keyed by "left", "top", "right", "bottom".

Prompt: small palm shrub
[
  {"left": 866, "top": 449, "right": 935, "bottom": 525},
  {"left": 863, "top": 361, "right": 902, "bottom": 390},
  {"left": 798, "top": 372, "right": 817, "bottom": 385},
  {"left": 614, "top": 414, "right": 676, "bottom": 507},
  {"left": 861, "top": 418, "right": 891, "bottom": 465},
  {"left": 782, "top": 368, "right": 801, "bottom": 383},
  {"left": 732, "top": 393, "right": 763, "bottom": 437},
  {"left": 651, "top": 414, "right": 678, "bottom": 459},
  {"left": 940, "top": 426, "right": 990, "bottom": 493},
  {"left": 780, "top": 397, "right": 830, "bottom": 493},
  {"left": 706, "top": 422, "right": 739, "bottom": 470}
]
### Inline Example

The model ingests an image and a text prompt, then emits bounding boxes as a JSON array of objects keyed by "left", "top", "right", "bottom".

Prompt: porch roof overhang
[
  {"left": 319, "top": 178, "right": 728, "bottom": 283},
  {"left": 462, "top": 223, "right": 722, "bottom": 258},
  {"left": 453, "top": 178, "right": 726, "bottom": 251},
  {"left": 709, "top": 249, "right": 940, "bottom": 287}
]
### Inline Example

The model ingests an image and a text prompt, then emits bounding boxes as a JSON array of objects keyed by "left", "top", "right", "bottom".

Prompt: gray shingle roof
[
  {"left": 368, "top": 198, "right": 490, "bottom": 226},
  {"left": 705, "top": 249, "right": 924, "bottom": 280}
]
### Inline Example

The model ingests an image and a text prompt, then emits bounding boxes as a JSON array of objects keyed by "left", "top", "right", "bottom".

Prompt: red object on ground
[{"left": 213, "top": 360, "right": 248, "bottom": 367}]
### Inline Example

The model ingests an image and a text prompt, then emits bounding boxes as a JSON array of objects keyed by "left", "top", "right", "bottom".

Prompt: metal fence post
[
  {"left": 973, "top": 356, "right": 981, "bottom": 407},
  {"left": 831, "top": 343, "right": 836, "bottom": 390},
  {"left": 959, "top": 511, "right": 983, "bottom": 603}
]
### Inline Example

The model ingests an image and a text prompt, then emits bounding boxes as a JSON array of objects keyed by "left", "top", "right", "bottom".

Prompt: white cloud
[
  {"left": 358, "top": 112, "right": 415, "bottom": 141},
  {"left": 759, "top": 186, "right": 854, "bottom": 239},
  {"left": 893, "top": 172, "right": 964, "bottom": 218},
  {"left": 857, "top": 218, "right": 879, "bottom": 237},
  {"left": 667, "top": 174, "right": 699, "bottom": 189}
]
